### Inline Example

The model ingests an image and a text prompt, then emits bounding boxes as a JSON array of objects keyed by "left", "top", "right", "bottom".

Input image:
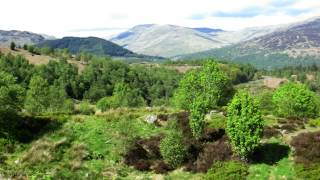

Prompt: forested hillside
[
  {"left": 1, "top": 50, "right": 320, "bottom": 179},
  {"left": 38, "top": 37, "right": 135, "bottom": 57}
]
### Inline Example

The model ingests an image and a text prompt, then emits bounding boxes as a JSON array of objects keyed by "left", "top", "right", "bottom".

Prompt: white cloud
[{"left": 0, "top": 0, "right": 319, "bottom": 38}]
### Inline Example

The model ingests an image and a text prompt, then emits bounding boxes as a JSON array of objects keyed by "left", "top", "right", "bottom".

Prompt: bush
[
  {"left": 160, "top": 131, "right": 188, "bottom": 168},
  {"left": 308, "top": 119, "right": 320, "bottom": 127},
  {"left": 205, "top": 161, "right": 249, "bottom": 180},
  {"left": 290, "top": 131, "right": 320, "bottom": 164},
  {"left": 272, "top": 82, "right": 320, "bottom": 118},
  {"left": 226, "top": 90, "right": 263, "bottom": 159},
  {"left": 96, "top": 97, "right": 113, "bottom": 112},
  {"left": 191, "top": 137, "right": 233, "bottom": 172},
  {"left": 62, "top": 99, "right": 75, "bottom": 114},
  {"left": 10, "top": 42, "right": 16, "bottom": 50},
  {"left": 79, "top": 101, "right": 94, "bottom": 115}
]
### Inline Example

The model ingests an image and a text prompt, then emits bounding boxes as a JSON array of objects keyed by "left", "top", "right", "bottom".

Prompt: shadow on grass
[
  {"left": 0, "top": 114, "right": 63, "bottom": 143},
  {"left": 250, "top": 143, "right": 290, "bottom": 165}
]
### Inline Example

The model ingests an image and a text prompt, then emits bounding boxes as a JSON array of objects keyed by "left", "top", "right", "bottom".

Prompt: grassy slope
[
  {"left": 0, "top": 47, "right": 86, "bottom": 72},
  {"left": 2, "top": 105, "right": 315, "bottom": 179},
  {"left": 1, "top": 107, "right": 204, "bottom": 179}
]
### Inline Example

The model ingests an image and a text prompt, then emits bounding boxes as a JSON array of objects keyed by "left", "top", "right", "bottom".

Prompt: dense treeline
[{"left": 0, "top": 53, "right": 181, "bottom": 111}]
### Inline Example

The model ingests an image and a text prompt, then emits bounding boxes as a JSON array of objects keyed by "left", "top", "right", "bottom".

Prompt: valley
[{"left": 1, "top": 2, "right": 320, "bottom": 179}]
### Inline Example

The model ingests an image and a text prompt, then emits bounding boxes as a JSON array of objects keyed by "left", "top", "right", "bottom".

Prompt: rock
[{"left": 145, "top": 115, "right": 158, "bottom": 124}]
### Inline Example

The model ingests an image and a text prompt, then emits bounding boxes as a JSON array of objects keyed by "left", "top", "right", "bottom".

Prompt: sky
[{"left": 1, "top": 0, "right": 320, "bottom": 38}]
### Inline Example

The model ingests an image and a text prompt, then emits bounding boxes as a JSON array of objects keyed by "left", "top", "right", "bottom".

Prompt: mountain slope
[
  {"left": 110, "top": 24, "right": 280, "bottom": 58},
  {"left": 177, "top": 17, "right": 320, "bottom": 69},
  {"left": 110, "top": 24, "right": 230, "bottom": 57},
  {"left": 0, "top": 30, "right": 49, "bottom": 46},
  {"left": 38, "top": 37, "right": 135, "bottom": 57}
]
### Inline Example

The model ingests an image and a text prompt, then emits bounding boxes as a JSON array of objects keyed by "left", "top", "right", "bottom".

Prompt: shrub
[
  {"left": 226, "top": 90, "right": 263, "bottom": 159},
  {"left": 192, "top": 137, "right": 233, "bottom": 172},
  {"left": 10, "top": 42, "right": 16, "bottom": 51},
  {"left": 62, "top": 99, "right": 75, "bottom": 114},
  {"left": 205, "top": 161, "right": 249, "bottom": 180},
  {"left": 272, "top": 82, "right": 320, "bottom": 118},
  {"left": 290, "top": 131, "right": 320, "bottom": 164},
  {"left": 308, "top": 119, "right": 320, "bottom": 127},
  {"left": 79, "top": 101, "right": 94, "bottom": 115},
  {"left": 160, "top": 131, "right": 188, "bottom": 168},
  {"left": 96, "top": 97, "right": 113, "bottom": 112}
]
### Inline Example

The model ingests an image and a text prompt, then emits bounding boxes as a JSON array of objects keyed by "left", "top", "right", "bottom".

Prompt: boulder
[{"left": 145, "top": 115, "right": 158, "bottom": 124}]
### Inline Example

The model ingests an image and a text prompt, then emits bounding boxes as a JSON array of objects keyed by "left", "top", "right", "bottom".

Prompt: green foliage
[
  {"left": 205, "top": 161, "right": 249, "bottom": 180},
  {"left": 79, "top": 101, "right": 94, "bottom": 115},
  {"left": 174, "top": 60, "right": 232, "bottom": 138},
  {"left": 47, "top": 85, "right": 67, "bottom": 113},
  {"left": 0, "top": 71, "right": 24, "bottom": 128},
  {"left": 96, "top": 97, "right": 113, "bottom": 112},
  {"left": 308, "top": 119, "right": 320, "bottom": 127},
  {"left": 10, "top": 42, "right": 16, "bottom": 50},
  {"left": 295, "top": 163, "right": 320, "bottom": 180},
  {"left": 35, "top": 60, "right": 79, "bottom": 99},
  {"left": 272, "top": 82, "right": 320, "bottom": 118},
  {"left": 208, "top": 113, "right": 227, "bottom": 129},
  {"left": 0, "top": 53, "right": 34, "bottom": 86},
  {"left": 23, "top": 44, "right": 28, "bottom": 50},
  {"left": 112, "top": 82, "right": 145, "bottom": 108},
  {"left": 257, "top": 90, "right": 274, "bottom": 115},
  {"left": 248, "top": 158, "right": 296, "bottom": 180},
  {"left": 38, "top": 37, "right": 134, "bottom": 57},
  {"left": 62, "top": 99, "right": 75, "bottom": 114},
  {"left": 24, "top": 75, "right": 50, "bottom": 114},
  {"left": 227, "top": 90, "right": 263, "bottom": 158},
  {"left": 189, "top": 97, "right": 207, "bottom": 138},
  {"left": 27, "top": 45, "right": 35, "bottom": 54},
  {"left": 174, "top": 61, "right": 232, "bottom": 110},
  {"left": 160, "top": 131, "right": 188, "bottom": 168}
]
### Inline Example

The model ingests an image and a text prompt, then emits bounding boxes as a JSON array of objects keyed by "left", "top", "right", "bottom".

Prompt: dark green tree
[
  {"left": 10, "top": 42, "right": 16, "bottom": 51},
  {"left": 0, "top": 71, "right": 24, "bottom": 120},
  {"left": 24, "top": 75, "right": 50, "bottom": 114}
]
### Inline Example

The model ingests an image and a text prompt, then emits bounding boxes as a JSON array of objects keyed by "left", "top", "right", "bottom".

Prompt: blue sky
[{"left": 0, "top": 0, "right": 319, "bottom": 38}]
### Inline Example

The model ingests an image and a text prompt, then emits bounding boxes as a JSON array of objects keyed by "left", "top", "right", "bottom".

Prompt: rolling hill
[{"left": 38, "top": 36, "right": 136, "bottom": 57}]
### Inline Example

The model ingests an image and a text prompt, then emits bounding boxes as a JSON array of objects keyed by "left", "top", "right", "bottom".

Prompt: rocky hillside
[
  {"left": 0, "top": 30, "right": 50, "bottom": 46},
  {"left": 176, "top": 17, "right": 320, "bottom": 69}
]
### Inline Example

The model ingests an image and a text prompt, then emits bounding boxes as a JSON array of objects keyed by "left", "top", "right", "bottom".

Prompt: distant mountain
[
  {"left": 0, "top": 30, "right": 52, "bottom": 47},
  {"left": 38, "top": 36, "right": 136, "bottom": 57},
  {"left": 110, "top": 24, "right": 279, "bottom": 58},
  {"left": 110, "top": 24, "right": 229, "bottom": 57},
  {"left": 176, "top": 17, "right": 320, "bottom": 69},
  {"left": 191, "top": 27, "right": 224, "bottom": 33}
]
